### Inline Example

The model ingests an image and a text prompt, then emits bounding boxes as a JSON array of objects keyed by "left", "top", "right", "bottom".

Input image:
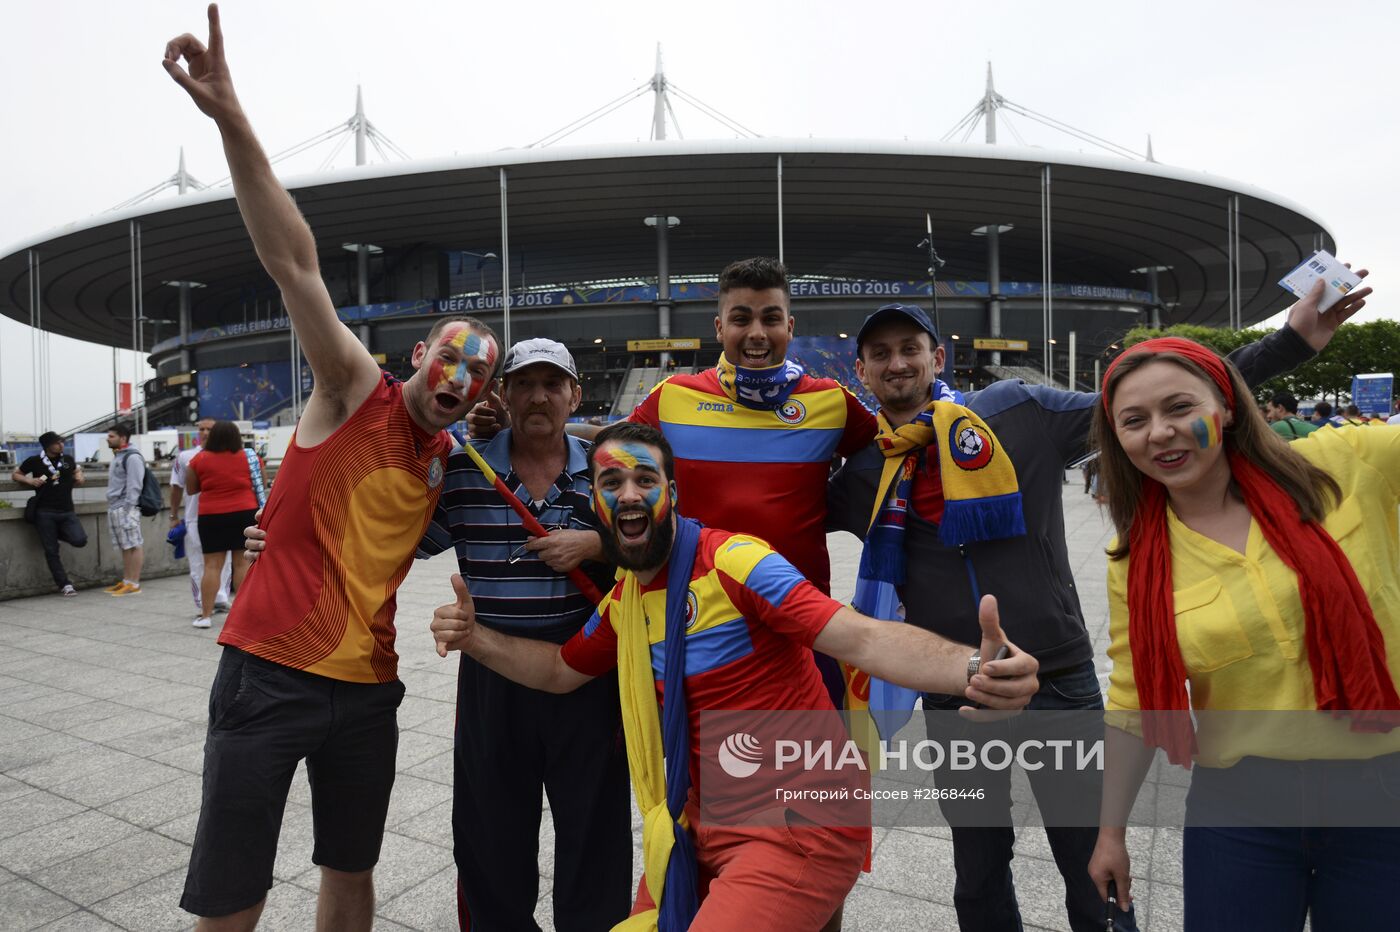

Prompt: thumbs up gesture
[
  {"left": 961, "top": 594, "right": 1039, "bottom": 714},
  {"left": 431, "top": 574, "right": 477, "bottom": 658}
]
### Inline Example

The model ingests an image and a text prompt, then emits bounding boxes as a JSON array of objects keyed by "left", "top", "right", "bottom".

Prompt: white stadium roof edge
[{"left": 1, "top": 137, "right": 1336, "bottom": 351}]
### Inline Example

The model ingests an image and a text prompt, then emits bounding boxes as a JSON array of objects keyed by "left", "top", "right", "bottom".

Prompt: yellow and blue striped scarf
[
  {"left": 615, "top": 516, "right": 703, "bottom": 932},
  {"left": 846, "top": 382, "right": 1025, "bottom": 740}
]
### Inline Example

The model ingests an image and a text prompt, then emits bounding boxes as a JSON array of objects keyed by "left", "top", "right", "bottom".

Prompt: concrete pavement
[{"left": 0, "top": 476, "right": 1183, "bottom": 930}]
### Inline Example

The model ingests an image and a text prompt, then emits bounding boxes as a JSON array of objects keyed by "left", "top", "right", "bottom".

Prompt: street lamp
[
  {"left": 1131, "top": 264, "right": 1172, "bottom": 329},
  {"left": 454, "top": 249, "right": 500, "bottom": 303}
]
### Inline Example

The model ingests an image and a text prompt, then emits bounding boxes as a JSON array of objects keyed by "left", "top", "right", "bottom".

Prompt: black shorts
[
  {"left": 197, "top": 509, "right": 258, "bottom": 554},
  {"left": 181, "top": 647, "right": 406, "bottom": 918}
]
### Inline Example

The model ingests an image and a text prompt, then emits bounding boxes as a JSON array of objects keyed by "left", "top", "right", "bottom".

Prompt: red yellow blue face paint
[
  {"left": 1189, "top": 411, "right": 1223, "bottom": 449},
  {"left": 592, "top": 443, "right": 670, "bottom": 529},
  {"left": 428, "top": 324, "right": 498, "bottom": 405}
]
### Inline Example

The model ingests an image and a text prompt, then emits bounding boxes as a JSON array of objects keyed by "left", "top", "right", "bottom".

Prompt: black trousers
[
  {"left": 34, "top": 508, "right": 87, "bottom": 588},
  {"left": 453, "top": 651, "right": 632, "bottom": 932}
]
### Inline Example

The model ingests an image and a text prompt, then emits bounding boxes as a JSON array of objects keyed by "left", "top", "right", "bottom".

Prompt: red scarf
[{"left": 1103, "top": 337, "right": 1399, "bottom": 766}]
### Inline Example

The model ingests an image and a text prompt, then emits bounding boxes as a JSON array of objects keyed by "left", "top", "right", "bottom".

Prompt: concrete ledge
[
  {"left": 0, "top": 502, "right": 188, "bottom": 599},
  {"left": 0, "top": 464, "right": 278, "bottom": 600}
]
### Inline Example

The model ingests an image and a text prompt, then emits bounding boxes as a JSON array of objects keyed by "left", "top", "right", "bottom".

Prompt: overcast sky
[{"left": 3, "top": 0, "right": 1396, "bottom": 437}]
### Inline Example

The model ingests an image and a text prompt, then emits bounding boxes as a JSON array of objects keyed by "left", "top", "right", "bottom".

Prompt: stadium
[{"left": 0, "top": 71, "right": 1337, "bottom": 434}]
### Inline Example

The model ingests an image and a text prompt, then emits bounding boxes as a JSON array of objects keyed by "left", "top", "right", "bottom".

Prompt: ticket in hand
[{"left": 1278, "top": 250, "right": 1362, "bottom": 313}]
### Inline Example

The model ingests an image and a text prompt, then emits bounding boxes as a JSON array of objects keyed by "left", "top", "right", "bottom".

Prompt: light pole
[
  {"left": 1131, "top": 265, "right": 1172, "bottom": 330},
  {"left": 455, "top": 249, "right": 500, "bottom": 308}
]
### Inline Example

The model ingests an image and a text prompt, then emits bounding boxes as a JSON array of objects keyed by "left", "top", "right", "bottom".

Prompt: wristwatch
[{"left": 967, "top": 651, "right": 983, "bottom": 683}]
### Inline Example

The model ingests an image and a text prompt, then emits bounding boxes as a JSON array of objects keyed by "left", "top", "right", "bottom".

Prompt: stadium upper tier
[{"left": 1, "top": 138, "right": 1332, "bottom": 353}]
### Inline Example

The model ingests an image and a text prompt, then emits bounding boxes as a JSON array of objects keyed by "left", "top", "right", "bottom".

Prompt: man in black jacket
[
  {"left": 827, "top": 276, "right": 1365, "bottom": 932},
  {"left": 13, "top": 431, "right": 88, "bottom": 596}
]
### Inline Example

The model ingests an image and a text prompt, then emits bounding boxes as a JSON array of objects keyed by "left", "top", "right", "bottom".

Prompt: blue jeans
[
  {"left": 923, "top": 659, "right": 1138, "bottom": 932},
  {"left": 34, "top": 508, "right": 87, "bottom": 588},
  {"left": 1183, "top": 826, "right": 1400, "bottom": 930}
]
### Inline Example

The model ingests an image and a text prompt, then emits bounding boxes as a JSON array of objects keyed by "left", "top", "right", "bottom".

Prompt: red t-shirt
[
  {"left": 220, "top": 373, "right": 453, "bottom": 683},
  {"left": 629, "top": 369, "right": 877, "bottom": 594},
  {"left": 190, "top": 450, "right": 262, "bottom": 515}
]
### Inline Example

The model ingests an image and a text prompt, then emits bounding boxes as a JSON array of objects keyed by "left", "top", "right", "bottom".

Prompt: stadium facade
[{"left": 0, "top": 136, "right": 1335, "bottom": 428}]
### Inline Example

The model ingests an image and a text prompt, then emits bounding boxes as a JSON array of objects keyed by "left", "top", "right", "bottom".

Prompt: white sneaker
[
  {"left": 192, "top": 616, "right": 212, "bottom": 629},
  {"left": 61, "top": 585, "right": 77, "bottom": 597},
  {"left": 214, "top": 601, "right": 232, "bottom": 614}
]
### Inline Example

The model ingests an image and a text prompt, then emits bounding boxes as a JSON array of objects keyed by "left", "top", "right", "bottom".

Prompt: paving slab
[{"left": 0, "top": 481, "right": 1188, "bottom": 929}]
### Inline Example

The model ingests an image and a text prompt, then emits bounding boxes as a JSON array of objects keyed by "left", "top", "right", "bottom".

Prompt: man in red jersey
[
  {"left": 430, "top": 423, "right": 1040, "bottom": 931},
  {"left": 164, "top": 7, "right": 499, "bottom": 929},
  {"left": 472, "top": 258, "right": 878, "bottom": 705}
]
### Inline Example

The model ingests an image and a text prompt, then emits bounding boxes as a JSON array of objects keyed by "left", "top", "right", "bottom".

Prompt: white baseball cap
[{"left": 501, "top": 338, "right": 578, "bottom": 379}]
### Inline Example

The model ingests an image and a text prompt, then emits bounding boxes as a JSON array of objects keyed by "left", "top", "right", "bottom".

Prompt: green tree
[{"left": 1120, "top": 319, "right": 1400, "bottom": 408}]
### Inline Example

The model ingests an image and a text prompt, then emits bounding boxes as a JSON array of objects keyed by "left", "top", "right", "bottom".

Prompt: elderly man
[
  {"left": 430, "top": 422, "right": 1039, "bottom": 930},
  {"left": 417, "top": 338, "right": 631, "bottom": 931},
  {"left": 827, "top": 276, "right": 1367, "bottom": 932}
]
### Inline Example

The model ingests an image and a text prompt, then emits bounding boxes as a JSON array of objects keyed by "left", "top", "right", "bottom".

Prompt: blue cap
[{"left": 855, "top": 303, "right": 939, "bottom": 351}]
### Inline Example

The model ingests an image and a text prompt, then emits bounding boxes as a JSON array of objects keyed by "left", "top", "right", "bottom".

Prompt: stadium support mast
[{"left": 983, "top": 63, "right": 1001, "bottom": 144}]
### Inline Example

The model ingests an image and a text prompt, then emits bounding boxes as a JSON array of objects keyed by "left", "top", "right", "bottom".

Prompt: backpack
[{"left": 120, "top": 450, "right": 164, "bottom": 517}]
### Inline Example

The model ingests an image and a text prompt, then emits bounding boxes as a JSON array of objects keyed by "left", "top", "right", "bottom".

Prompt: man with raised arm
[
  {"left": 164, "top": 7, "right": 499, "bottom": 929},
  {"left": 430, "top": 422, "right": 1041, "bottom": 929}
]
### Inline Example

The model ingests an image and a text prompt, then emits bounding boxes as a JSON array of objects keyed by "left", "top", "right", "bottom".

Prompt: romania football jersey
[
  {"left": 560, "top": 528, "right": 843, "bottom": 775},
  {"left": 220, "top": 372, "right": 452, "bottom": 683},
  {"left": 629, "top": 368, "right": 876, "bottom": 594}
]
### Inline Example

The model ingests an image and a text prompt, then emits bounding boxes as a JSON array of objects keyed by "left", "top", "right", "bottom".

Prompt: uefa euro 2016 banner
[{"left": 153, "top": 279, "right": 1153, "bottom": 352}]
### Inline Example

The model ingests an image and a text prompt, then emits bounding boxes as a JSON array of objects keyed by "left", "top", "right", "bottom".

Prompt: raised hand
[
  {"left": 162, "top": 3, "right": 240, "bottom": 122},
  {"left": 465, "top": 389, "right": 507, "bottom": 439},
  {"left": 523, "top": 529, "right": 601, "bottom": 572},
  {"left": 1286, "top": 267, "right": 1372, "bottom": 352},
  {"left": 431, "top": 574, "right": 477, "bottom": 658},
  {"left": 961, "top": 594, "right": 1039, "bottom": 712}
]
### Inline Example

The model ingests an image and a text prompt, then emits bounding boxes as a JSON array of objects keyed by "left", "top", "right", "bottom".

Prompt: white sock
[{"left": 122, "top": 579, "right": 134, "bottom": 586}]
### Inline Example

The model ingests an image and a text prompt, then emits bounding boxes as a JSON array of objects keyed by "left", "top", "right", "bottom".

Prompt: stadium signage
[
  {"left": 972, "top": 338, "right": 1030, "bottom": 351},
  {"left": 153, "top": 280, "right": 1154, "bottom": 352},
  {"left": 627, "top": 338, "right": 701, "bottom": 352}
]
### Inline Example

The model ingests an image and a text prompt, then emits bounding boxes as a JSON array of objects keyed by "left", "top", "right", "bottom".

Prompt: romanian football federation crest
[
  {"left": 684, "top": 588, "right": 700, "bottom": 629},
  {"left": 774, "top": 399, "right": 807, "bottom": 425},
  {"left": 427, "top": 456, "right": 444, "bottom": 488},
  {"left": 946, "top": 416, "right": 995, "bottom": 470}
]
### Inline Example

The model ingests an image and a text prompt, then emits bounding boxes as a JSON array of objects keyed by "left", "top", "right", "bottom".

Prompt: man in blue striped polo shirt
[{"left": 418, "top": 338, "right": 630, "bottom": 931}]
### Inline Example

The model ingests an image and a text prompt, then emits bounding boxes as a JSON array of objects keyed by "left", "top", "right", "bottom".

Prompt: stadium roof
[{"left": 0, "top": 138, "right": 1333, "bottom": 349}]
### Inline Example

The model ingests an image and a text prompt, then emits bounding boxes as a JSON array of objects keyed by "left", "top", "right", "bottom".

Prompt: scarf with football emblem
[{"left": 847, "top": 379, "right": 1026, "bottom": 740}]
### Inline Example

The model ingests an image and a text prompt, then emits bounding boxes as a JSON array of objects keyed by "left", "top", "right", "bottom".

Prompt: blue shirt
[{"left": 418, "top": 430, "right": 614, "bottom": 643}]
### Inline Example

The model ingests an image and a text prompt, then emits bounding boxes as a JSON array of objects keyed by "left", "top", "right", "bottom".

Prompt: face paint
[
  {"left": 1189, "top": 411, "right": 1223, "bottom": 449},
  {"left": 593, "top": 444, "right": 667, "bottom": 528},
  {"left": 594, "top": 486, "right": 619, "bottom": 529},
  {"left": 427, "top": 324, "right": 498, "bottom": 405}
]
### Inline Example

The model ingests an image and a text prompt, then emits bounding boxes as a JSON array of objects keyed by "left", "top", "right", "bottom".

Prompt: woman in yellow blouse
[{"left": 1084, "top": 336, "right": 1400, "bottom": 930}]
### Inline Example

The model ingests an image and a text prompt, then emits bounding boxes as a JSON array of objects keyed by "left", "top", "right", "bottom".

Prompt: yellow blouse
[{"left": 1106, "top": 426, "right": 1400, "bottom": 766}]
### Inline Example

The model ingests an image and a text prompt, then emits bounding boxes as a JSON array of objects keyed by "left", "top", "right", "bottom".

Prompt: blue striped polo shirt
[{"left": 417, "top": 429, "right": 615, "bottom": 643}]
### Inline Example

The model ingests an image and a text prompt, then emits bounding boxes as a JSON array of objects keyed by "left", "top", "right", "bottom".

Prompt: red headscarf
[{"left": 1102, "top": 337, "right": 1399, "bottom": 766}]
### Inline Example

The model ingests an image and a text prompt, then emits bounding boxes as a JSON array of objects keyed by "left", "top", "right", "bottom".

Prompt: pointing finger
[{"left": 207, "top": 3, "right": 224, "bottom": 57}]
